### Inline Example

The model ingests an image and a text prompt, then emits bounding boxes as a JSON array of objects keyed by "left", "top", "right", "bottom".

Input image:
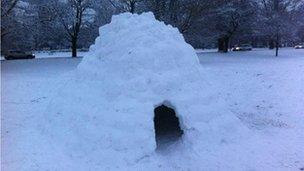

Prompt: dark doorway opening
[{"left": 154, "top": 105, "right": 183, "bottom": 150}]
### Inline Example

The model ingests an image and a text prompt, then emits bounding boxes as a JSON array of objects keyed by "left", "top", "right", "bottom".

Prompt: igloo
[{"left": 43, "top": 12, "right": 250, "bottom": 170}]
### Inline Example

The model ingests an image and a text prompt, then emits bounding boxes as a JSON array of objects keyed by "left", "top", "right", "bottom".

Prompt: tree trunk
[
  {"left": 269, "top": 39, "right": 274, "bottom": 49},
  {"left": 218, "top": 37, "right": 229, "bottom": 53},
  {"left": 130, "top": 1, "right": 135, "bottom": 14},
  {"left": 275, "top": 33, "right": 279, "bottom": 57},
  {"left": 224, "top": 37, "right": 229, "bottom": 53},
  {"left": 218, "top": 38, "right": 224, "bottom": 52},
  {"left": 71, "top": 37, "right": 77, "bottom": 57}
]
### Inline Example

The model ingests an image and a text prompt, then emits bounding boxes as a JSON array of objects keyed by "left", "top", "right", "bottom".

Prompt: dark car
[
  {"left": 232, "top": 44, "right": 253, "bottom": 51},
  {"left": 4, "top": 50, "right": 35, "bottom": 60},
  {"left": 294, "top": 43, "right": 304, "bottom": 49}
]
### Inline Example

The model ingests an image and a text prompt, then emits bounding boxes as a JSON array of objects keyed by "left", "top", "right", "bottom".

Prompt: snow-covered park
[
  {"left": 1, "top": 13, "right": 304, "bottom": 171},
  {"left": 2, "top": 49, "right": 304, "bottom": 170}
]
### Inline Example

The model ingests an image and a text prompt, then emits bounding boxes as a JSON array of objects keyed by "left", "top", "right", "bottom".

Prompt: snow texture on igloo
[{"left": 43, "top": 12, "right": 250, "bottom": 170}]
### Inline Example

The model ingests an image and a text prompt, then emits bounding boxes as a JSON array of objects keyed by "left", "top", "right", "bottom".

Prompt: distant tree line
[{"left": 1, "top": 0, "right": 304, "bottom": 57}]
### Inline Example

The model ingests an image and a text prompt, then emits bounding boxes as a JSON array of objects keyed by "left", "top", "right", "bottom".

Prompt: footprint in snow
[{"left": 30, "top": 96, "right": 47, "bottom": 103}]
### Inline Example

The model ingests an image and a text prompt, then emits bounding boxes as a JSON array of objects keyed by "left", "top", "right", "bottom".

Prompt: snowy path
[{"left": 1, "top": 49, "right": 304, "bottom": 170}]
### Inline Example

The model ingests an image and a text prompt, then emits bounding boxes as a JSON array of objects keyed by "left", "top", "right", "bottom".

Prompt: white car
[
  {"left": 294, "top": 43, "right": 304, "bottom": 49},
  {"left": 232, "top": 44, "right": 253, "bottom": 51}
]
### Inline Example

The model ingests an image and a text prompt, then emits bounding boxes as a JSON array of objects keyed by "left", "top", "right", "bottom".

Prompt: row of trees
[{"left": 1, "top": 0, "right": 304, "bottom": 56}]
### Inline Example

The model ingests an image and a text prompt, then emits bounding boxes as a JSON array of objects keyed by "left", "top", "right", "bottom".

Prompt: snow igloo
[{"left": 43, "top": 12, "right": 249, "bottom": 170}]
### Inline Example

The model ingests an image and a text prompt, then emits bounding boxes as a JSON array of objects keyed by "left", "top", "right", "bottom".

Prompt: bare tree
[
  {"left": 145, "top": 0, "right": 204, "bottom": 33},
  {"left": 259, "top": 0, "right": 302, "bottom": 56},
  {"left": 122, "top": 0, "right": 139, "bottom": 13},
  {"left": 1, "top": 0, "right": 19, "bottom": 38},
  {"left": 170, "top": 0, "right": 204, "bottom": 34},
  {"left": 108, "top": 0, "right": 141, "bottom": 13},
  {"left": 52, "top": 0, "right": 92, "bottom": 57},
  {"left": 1, "top": 0, "right": 18, "bottom": 17},
  {"left": 206, "top": 0, "right": 257, "bottom": 53}
]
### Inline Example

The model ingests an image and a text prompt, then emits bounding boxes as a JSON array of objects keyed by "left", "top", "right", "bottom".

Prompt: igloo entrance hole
[{"left": 154, "top": 104, "right": 183, "bottom": 150}]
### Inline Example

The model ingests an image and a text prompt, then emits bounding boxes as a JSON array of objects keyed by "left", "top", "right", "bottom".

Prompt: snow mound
[
  {"left": 43, "top": 12, "right": 251, "bottom": 170},
  {"left": 78, "top": 12, "right": 201, "bottom": 83}
]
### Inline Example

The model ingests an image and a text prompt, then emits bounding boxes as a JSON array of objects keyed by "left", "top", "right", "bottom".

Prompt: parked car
[
  {"left": 294, "top": 43, "right": 304, "bottom": 49},
  {"left": 4, "top": 50, "right": 35, "bottom": 60},
  {"left": 232, "top": 44, "right": 253, "bottom": 51}
]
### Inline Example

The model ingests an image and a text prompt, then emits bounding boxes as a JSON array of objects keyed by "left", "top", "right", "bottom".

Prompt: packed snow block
[{"left": 44, "top": 12, "right": 250, "bottom": 169}]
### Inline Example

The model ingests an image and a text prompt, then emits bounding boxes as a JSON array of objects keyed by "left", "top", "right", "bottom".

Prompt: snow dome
[{"left": 43, "top": 12, "right": 251, "bottom": 170}]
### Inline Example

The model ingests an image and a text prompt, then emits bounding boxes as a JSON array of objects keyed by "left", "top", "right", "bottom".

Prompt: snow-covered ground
[
  {"left": 1, "top": 48, "right": 304, "bottom": 170},
  {"left": 0, "top": 48, "right": 281, "bottom": 60},
  {"left": 0, "top": 49, "right": 205, "bottom": 60},
  {"left": 0, "top": 51, "right": 88, "bottom": 60}
]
